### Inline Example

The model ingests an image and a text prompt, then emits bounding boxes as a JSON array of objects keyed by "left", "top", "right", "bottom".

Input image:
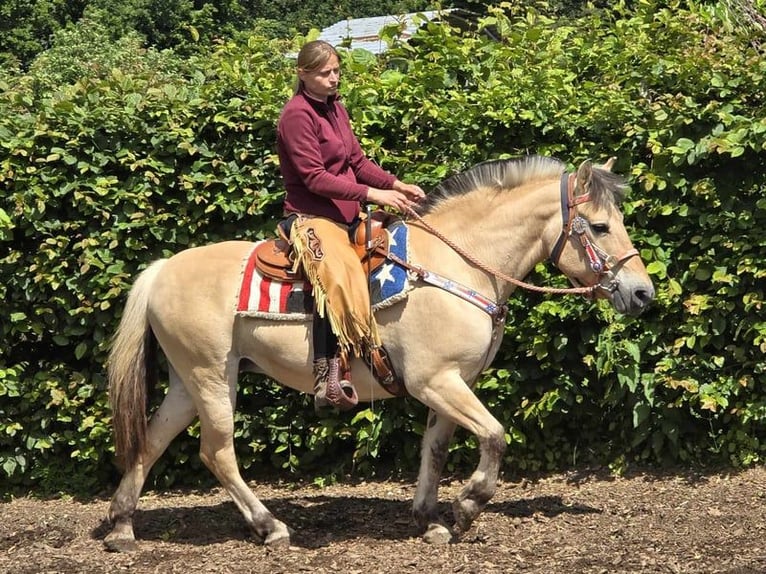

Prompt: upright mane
[{"left": 415, "top": 155, "right": 626, "bottom": 214}]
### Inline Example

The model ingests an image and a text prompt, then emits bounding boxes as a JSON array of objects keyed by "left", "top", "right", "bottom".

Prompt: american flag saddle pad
[{"left": 235, "top": 221, "right": 412, "bottom": 320}]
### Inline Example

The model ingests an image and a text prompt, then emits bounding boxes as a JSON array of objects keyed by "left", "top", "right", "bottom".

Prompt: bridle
[{"left": 549, "top": 172, "right": 640, "bottom": 295}]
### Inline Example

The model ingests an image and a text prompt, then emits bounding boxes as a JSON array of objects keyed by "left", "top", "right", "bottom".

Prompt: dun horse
[{"left": 105, "top": 156, "right": 654, "bottom": 550}]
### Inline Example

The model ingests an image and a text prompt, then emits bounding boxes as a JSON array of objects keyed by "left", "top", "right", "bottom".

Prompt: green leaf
[
  {"left": 75, "top": 342, "right": 88, "bottom": 360},
  {"left": 646, "top": 260, "right": 667, "bottom": 279},
  {"left": 633, "top": 402, "right": 651, "bottom": 428}
]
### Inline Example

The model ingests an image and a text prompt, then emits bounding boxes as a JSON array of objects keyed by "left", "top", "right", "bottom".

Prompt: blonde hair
[{"left": 294, "top": 40, "right": 340, "bottom": 94}]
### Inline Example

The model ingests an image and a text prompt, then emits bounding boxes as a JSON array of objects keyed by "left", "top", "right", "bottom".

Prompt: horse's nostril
[{"left": 635, "top": 286, "right": 655, "bottom": 306}]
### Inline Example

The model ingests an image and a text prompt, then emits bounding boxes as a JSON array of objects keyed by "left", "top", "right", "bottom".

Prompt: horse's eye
[{"left": 591, "top": 222, "right": 610, "bottom": 234}]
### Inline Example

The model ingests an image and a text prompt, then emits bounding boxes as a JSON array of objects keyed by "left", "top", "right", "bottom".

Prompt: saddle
[
  {"left": 254, "top": 210, "right": 396, "bottom": 282},
  {"left": 253, "top": 210, "right": 406, "bottom": 398}
]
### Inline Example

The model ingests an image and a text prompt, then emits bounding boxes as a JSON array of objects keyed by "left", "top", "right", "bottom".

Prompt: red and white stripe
[{"left": 237, "top": 245, "right": 310, "bottom": 315}]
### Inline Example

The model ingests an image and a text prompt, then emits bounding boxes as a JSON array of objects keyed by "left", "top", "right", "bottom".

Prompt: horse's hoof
[
  {"left": 103, "top": 536, "right": 139, "bottom": 553},
  {"left": 423, "top": 523, "right": 452, "bottom": 545},
  {"left": 452, "top": 498, "right": 480, "bottom": 533},
  {"left": 264, "top": 524, "right": 292, "bottom": 548}
]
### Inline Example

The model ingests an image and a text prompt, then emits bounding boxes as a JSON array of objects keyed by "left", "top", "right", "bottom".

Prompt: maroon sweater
[{"left": 277, "top": 91, "right": 396, "bottom": 224}]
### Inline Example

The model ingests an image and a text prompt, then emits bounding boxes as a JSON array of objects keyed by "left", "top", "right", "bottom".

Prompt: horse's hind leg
[
  {"left": 194, "top": 366, "right": 291, "bottom": 547},
  {"left": 413, "top": 409, "right": 456, "bottom": 544},
  {"left": 105, "top": 367, "right": 196, "bottom": 552},
  {"left": 410, "top": 371, "right": 507, "bottom": 539}
]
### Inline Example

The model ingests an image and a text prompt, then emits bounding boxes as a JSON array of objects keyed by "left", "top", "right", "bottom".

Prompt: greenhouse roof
[{"left": 318, "top": 11, "right": 445, "bottom": 54}]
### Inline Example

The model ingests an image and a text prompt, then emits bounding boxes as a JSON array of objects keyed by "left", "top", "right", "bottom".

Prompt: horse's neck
[{"left": 416, "top": 184, "right": 559, "bottom": 299}]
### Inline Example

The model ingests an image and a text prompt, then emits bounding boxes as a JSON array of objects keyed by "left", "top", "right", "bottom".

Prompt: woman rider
[{"left": 276, "top": 40, "right": 425, "bottom": 411}]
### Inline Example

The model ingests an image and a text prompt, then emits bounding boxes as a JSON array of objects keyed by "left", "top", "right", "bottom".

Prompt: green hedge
[{"left": 1, "top": 1, "right": 764, "bottom": 494}]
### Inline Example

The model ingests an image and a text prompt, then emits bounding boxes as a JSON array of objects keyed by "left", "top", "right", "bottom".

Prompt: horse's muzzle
[{"left": 612, "top": 280, "right": 655, "bottom": 316}]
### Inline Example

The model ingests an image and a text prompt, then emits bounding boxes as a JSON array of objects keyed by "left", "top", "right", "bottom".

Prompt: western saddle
[{"left": 252, "top": 210, "right": 406, "bottom": 397}]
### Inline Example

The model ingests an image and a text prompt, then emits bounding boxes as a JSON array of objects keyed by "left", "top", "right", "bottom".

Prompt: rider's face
[{"left": 299, "top": 54, "right": 340, "bottom": 101}]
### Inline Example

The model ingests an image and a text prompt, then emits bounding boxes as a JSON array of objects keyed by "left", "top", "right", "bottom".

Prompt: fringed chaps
[{"left": 291, "top": 216, "right": 380, "bottom": 361}]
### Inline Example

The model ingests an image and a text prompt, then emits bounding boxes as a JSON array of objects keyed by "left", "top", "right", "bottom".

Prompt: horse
[{"left": 104, "top": 155, "right": 655, "bottom": 551}]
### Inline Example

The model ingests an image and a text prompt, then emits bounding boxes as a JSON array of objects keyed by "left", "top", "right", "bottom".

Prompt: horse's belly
[{"left": 234, "top": 317, "right": 394, "bottom": 401}]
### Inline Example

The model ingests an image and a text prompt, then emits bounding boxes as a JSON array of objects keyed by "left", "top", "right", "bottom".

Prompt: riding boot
[{"left": 312, "top": 356, "right": 358, "bottom": 412}]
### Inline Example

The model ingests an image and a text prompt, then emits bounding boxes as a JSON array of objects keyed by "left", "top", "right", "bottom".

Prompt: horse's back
[
  {"left": 159, "top": 240, "right": 254, "bottom": 288},
  {"left": 168, "top": 240, "right": 255, "bottom": 262},
  {"left": 147, "top": 241, "right": 255, "bottom": 344}
]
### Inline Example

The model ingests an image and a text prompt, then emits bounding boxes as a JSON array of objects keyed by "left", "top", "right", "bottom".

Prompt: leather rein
[{"left": 394, "top": 171, "right": 640, "bottom": 321}]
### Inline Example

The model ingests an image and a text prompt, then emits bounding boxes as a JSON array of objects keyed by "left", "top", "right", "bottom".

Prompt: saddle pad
[
  {"left": 368, "top": 221, "right": 411, "bottom": 309},
  {"left": 235, "top": 222, "right": 412, "bottom": 320},
  {"left": 236, "top": 242, "right": 313, "bottom": 320}
]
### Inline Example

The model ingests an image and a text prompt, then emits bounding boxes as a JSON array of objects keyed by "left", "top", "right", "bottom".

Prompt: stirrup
[{"left": 314, "top": 357, "right": 358, "bottom": 412}]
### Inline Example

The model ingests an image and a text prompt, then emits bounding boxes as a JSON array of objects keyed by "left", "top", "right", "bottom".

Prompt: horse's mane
[{"left": 415, "top": 156, "right": 626, "bottom": 214}]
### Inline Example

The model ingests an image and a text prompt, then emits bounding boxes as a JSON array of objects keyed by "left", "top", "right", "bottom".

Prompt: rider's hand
[
  {"left": 366, "top": 187, "right": 415, "bottom": 213},
  {"left": 392, "top": 180, "right": 426, "bottom": 203},
  {"left": 366, "top": 180, "right": 425, "bottom": 213}
]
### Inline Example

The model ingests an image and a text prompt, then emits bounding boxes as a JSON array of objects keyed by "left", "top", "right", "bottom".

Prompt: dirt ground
[{"left": 1, "top": 465, "right": 765, "bottom": 574}]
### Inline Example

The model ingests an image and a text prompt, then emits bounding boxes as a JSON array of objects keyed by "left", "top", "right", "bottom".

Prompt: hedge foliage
[{"left": 1, "top": 0, "right": 764, "bottom": 494}]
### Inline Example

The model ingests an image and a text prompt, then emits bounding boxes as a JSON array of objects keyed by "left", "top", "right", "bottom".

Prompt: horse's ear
[
  {"left": 602, "top": 157, "right": 617, "bottom": 172},
  {"left": 575, "top": 159, "right": 593, "bottom": 195}
]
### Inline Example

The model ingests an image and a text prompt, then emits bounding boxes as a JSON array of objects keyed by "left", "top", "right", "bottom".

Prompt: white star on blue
[
  {"left": 370, "top": 222, "right": 411, "bottom": 308},
  {"left": 375, "top": 263, "right": 397, "bottom": 287}
]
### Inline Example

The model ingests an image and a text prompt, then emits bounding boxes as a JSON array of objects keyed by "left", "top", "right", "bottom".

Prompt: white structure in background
[{"left": 318, "top": 11, "right": 446, "bottom": 54}]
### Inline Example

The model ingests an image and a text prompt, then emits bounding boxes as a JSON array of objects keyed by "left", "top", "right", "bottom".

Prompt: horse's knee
[{"left": 476, "top": 422, "right": 507, "bottom": 479}]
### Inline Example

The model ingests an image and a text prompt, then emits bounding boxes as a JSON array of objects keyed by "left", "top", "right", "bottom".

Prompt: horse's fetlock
[
  {"left": 413, "top": 506, "right": 439, "bottom": 531},
  {"left": 108, "top": 496, "right": 137, "bottom": 526},
  {"left": 462, "top": 471, "right": 495, "bottom": 505}
]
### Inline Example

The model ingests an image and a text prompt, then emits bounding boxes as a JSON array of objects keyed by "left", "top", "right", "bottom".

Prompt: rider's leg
[{"left": 312, "top": 310, "right": 357, "bottom": 411}]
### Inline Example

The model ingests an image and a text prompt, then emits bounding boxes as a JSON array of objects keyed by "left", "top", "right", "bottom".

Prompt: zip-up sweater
[{"left": 277, "top": 90, "right": 396, "bottom": 224}]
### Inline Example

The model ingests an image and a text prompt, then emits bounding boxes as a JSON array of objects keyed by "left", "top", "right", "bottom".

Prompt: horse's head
[{"left": 549, "top": 159, "right": 655, "bottom": 316}]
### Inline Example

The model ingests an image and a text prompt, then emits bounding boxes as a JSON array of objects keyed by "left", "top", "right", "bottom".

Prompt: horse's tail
[{"left": 108, "top": 259, "right": 166, "bottom": 472}]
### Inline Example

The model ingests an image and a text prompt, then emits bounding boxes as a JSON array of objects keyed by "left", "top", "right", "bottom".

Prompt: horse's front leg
[
  {"left": 411, "top": 371, "right": 507, "bottom": 538},
  {"left": 452, "top": 424, "right": 506, "bottom": 534},
  {"left": 412, "top": 409, "right": 457, "bottom": 544}
]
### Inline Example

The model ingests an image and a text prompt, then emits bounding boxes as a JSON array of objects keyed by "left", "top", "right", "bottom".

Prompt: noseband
[{"left": 549, "top": 172, "right": 639, "bottom": 294}]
